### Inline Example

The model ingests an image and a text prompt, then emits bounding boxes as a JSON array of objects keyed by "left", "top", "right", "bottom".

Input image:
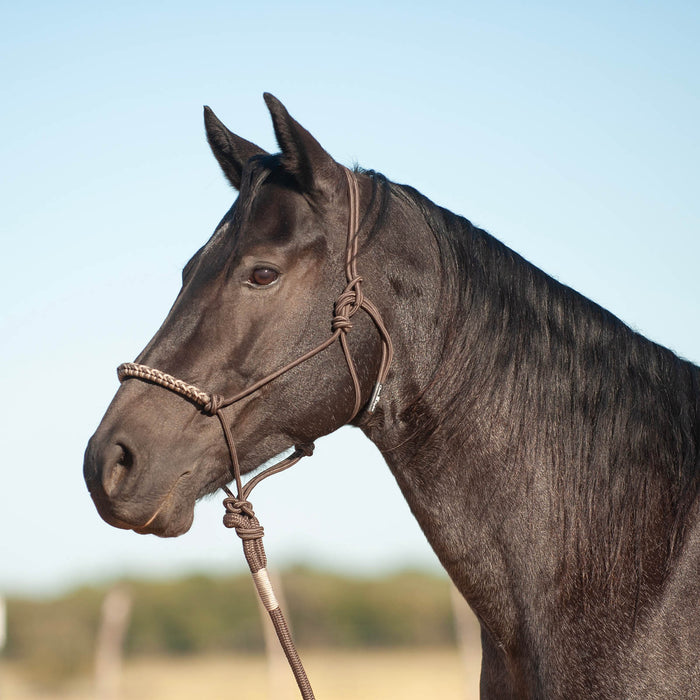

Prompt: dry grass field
[{"left": 3, "top": 647, "right": 482, "bottom": 699}]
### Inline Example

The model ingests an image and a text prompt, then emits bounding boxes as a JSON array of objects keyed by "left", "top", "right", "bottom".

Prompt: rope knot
[
  {"left": 223, "top": 495, "right": 255, "bottom": 517},
  {"left": 331, "top": 314, "right": 352, "bottom": 332},
  {"left": 333, "top": 276, "right": 364, "bottom": 333},
  {"left": 203, "top": 393, "right": 224, "bottom": 415},
  {"left": 295, "top": 442, "right": 315, "bottom": 458},
  {"left": 222, "top": 496, "right": 265, "bottom": 540}
]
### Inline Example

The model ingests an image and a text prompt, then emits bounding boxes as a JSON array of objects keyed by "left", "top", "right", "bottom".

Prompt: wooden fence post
[
  {"left": 95, "top": 584, "right": 132, "bottom": 700},
  {"left": 450, "top": 580, "right": 481, "bottom": 699}
]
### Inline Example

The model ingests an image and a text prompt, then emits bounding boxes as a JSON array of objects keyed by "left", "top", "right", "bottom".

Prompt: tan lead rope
[{"left": 117, "top": 167, "right": 393, "bottom": 700}]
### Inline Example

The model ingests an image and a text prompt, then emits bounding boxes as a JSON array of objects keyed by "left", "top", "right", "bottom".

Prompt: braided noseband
[{"left": 117, "top": 167, "right": 393, "bottom": 700}]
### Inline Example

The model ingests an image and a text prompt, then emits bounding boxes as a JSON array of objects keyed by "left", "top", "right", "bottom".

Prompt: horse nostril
[
  {"left": 102, "top": 441, "right": 135, "bottom": 497},
  {"left": 116, "top": 443, "right": 133, "bottom": 469}
]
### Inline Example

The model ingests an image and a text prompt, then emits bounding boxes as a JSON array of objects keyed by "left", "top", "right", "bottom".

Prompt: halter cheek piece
[{"left": 116, "top": 167, "right": 393, "bottom": 700}]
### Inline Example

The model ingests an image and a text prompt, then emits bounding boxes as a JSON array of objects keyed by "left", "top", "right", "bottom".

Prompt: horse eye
[{"left": 249, "top": 267, "right": 279, "bottom": 286}]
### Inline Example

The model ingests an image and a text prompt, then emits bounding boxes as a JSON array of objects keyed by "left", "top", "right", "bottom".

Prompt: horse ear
[
  {"left": 203, "top": 106, "right": 268, "bottom": 190},
  {"left": 263, "top": 92, "right": 338, "bottom": 194}
]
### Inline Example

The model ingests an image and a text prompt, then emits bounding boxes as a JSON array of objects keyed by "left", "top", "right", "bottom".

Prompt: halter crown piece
[{"left": 117, "top": 167, "right": 393, "bottom": 700}]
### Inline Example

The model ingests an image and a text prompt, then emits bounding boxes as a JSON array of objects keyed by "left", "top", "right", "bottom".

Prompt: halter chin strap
[{"left": 116, "top": 166, "right": 393, "bottom": 700}]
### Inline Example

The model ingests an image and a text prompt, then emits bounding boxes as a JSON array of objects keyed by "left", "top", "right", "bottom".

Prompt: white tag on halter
[{"left": 368, "top": 383, "right": 383, "bottom": 413}]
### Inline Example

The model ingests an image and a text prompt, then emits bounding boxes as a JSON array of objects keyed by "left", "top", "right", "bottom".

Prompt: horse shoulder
[{"left": 623, "top": 505, "right": 700, "bottom": 695}]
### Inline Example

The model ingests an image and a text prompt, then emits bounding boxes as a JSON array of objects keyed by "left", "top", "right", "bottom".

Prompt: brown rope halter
[{"left": 117, "top": 167, "right": 393, "bottom": 700}]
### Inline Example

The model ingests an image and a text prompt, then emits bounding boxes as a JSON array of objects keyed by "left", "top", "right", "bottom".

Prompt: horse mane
[{"left": 370, "top": 171, "right": 700, "bottom": 602}]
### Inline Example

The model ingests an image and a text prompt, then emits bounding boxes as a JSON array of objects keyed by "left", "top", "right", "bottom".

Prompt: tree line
[{"left": 5, "top": 567, "right": 460, "bottom": 688}]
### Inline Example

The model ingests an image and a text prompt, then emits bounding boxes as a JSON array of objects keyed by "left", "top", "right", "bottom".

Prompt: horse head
[{"left": 84, "top": 94, "right": 392, "bottom": 537}]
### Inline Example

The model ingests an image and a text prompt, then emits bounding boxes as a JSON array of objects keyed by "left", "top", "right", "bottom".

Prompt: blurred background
[{"left": 1, "top": 1, "right": 698, "bottom": 698}]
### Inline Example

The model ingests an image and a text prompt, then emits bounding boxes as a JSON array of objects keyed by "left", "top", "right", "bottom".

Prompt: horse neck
[{"left": 362, "top": 183, "right": 700, "bottom": 658}]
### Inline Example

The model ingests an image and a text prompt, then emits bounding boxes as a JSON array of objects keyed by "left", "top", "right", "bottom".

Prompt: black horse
[{"left": 84, "top": 94, "right": 700, "bottom": 697}]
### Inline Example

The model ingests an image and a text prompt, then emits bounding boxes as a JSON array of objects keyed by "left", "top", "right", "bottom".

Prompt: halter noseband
[{"left": 115, "top": 167, "right": 393, "bottom": 700}]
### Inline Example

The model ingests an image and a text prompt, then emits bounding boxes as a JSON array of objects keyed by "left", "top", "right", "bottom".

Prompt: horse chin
[
  {"left": 88, "top": 470, "right": 198, "bottom": 538},
  {"left": 130, "top": 476, "right": 198, "bottom": 537},
  {"left": 132, "top": 502, "right": 195, "bottom": 538}
]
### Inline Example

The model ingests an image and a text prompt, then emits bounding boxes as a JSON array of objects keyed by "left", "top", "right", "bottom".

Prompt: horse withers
[{"left": 84, "top": 94, "right": 700, "bottom": 698}]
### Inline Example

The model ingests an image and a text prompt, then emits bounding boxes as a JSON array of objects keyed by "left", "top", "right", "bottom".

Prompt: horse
[{"left": 84, "top": 94, "right": 700, "bottom": 698}]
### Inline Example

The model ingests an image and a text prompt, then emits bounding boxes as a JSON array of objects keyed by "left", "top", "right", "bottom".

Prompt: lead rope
[{"left": 117, "top": 167, "right": 393, "bottom": 700}]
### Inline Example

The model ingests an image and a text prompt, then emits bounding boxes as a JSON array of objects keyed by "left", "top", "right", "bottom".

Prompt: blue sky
[{"left": 1, "top": 1, "right": 698, "bottom": 595}]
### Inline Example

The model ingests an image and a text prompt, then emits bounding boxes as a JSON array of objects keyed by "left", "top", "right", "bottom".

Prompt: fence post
[
  {"left": 95, "top": 584, "right": 132, "bottom": 700},
  {"left": 0, "top": 594, "right": 5, "bottom": 698},
  {"left": 450, "top": 581, "right": 481, "bottom": 699}
]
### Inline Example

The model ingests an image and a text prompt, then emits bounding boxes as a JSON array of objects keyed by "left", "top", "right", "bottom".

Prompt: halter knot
[
  {"left": 222, "top": 496, "right": 265, "bottom": 539},
  {"left": 203, "top": 393, "right": 225, "bottom": 415},
  {"left": 295, "top": 442, "right": 315, "bottom": 458},
  {"left": 331, "top": 314, "right": 352, "bottom": 332},
  {"left": 223, "top": 495, "right": 255, "bottom": 517},
  {"left": 332, "top": 277, "right": 364, "bottom": 333}
]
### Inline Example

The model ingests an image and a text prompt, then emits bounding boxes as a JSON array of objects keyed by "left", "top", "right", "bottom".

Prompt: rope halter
[{"left": 116, "top": 167, "right": 393, "bottom": 700}]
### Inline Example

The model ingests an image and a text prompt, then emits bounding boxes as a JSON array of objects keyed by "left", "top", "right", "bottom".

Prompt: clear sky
[{"left": 1, "top": 1, "right": 698, "bottom": 595}]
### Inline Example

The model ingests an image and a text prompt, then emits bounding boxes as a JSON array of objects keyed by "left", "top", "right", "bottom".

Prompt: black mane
[{"left": 386, "top": 176, "right": 700, "bottom": 601}]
